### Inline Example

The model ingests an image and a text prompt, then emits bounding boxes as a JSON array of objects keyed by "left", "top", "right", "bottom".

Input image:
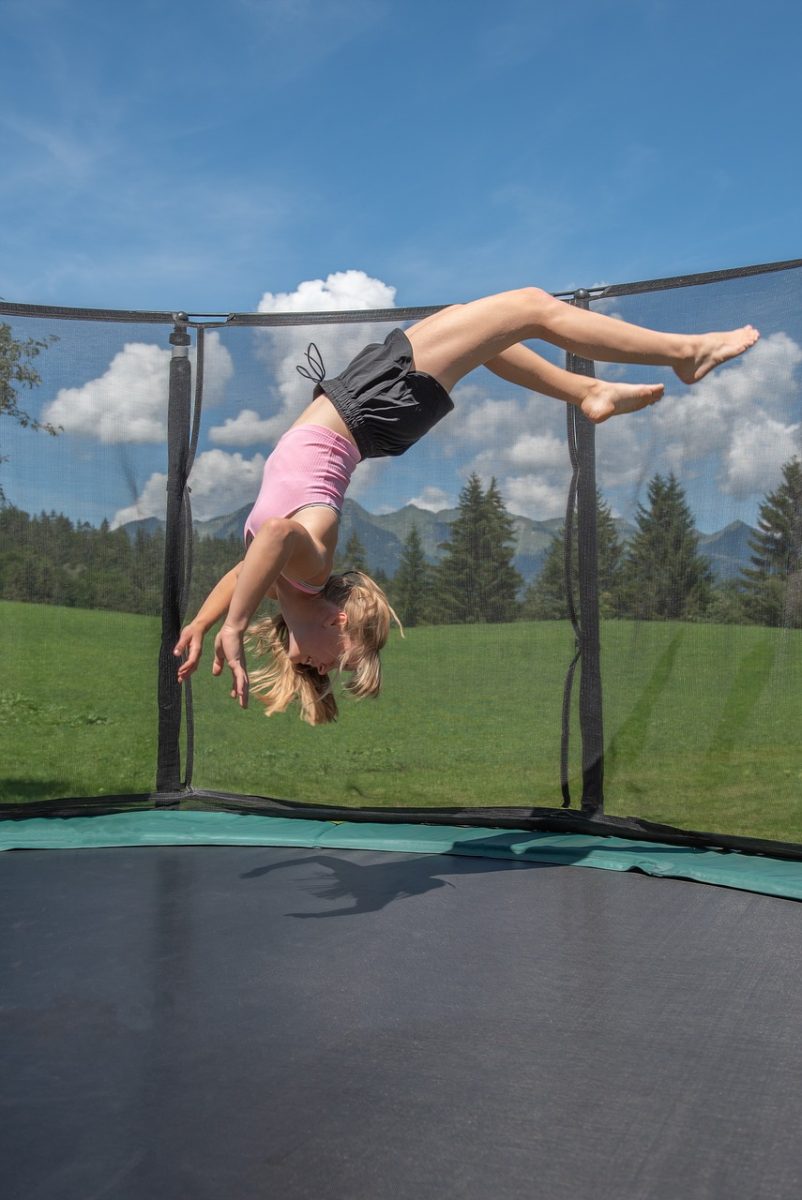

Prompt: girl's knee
[
  {"left": 506, "top": 287, "right": 560, "bottom": 333},
  {"left": 517, "top": 286, "right": 553, "bottom": 312}
]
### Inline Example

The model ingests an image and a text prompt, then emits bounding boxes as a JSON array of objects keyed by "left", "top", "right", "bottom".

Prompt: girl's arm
[
  {"left": 213, "top": 518, "right": 319, "bottom": 708},
  {"left": 174, "top": 562, "right": 244, "bottom": 682}
]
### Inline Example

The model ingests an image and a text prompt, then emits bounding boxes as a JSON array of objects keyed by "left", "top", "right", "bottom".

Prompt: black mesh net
[
  {"left": 588, "top": 266, "right": 802, "bottom": 845},
  {"left": 0, "top": 314, "right": 169, "bottom": 804},
  {"left": 1, "top": 262, "right": 800, "bottom": 851}
]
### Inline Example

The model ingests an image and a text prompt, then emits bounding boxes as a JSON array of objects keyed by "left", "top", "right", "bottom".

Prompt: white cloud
[
  {"left": 468, "top": 431, "right": 567, "bottom": 498},
  {"left": 722, "top": 416, "right": 802, "bottom": 498},
  {"left": 504, "top": 431, "right": 567, "bottom": 471},
  {"left": 44, "top": 342, "right": 170, "bottom": 443},
  {"left": 445, "top": 388, "right": 572, "bottom": 517},
  {"left": 458, "top": 395, "right": 528, "bottom": 444},
  {"left": 111, "top": 473, "right": 167, "bottom": 527},
  {"left": 451, "top": 383, "right": 574, "bottom": 451},
  {"left": 406, "top": 485, "right": 453, "bottom": 512},
  {"left": 418, "top": 376, "right": 575, "bottom": 519},
  {"left": 653, "top": 331, "right": 802, "bottom": 496},
  {"left": 257, "top": 270, "right": 396, "bottom": 317},
  {"left": 214, "top": 270, "right": 398, "bottom": 447},
  {"left": 251, "top": 269, "right": 398, "bottom": 430},
  {"left": 503, "top": 475, "right": 568, "bottom": 520},
  {"left": 112, "top": 448, "right": 265, "bottom": 527},
  {"left": 209, "top": 408, "right": 284, "bottom": 447},
  {"left": 43, "top": 332, "right": 233, "bottom": 444},
  {"left": 595, "top": 418, "right": 658, "bottom": 490},
  {"left": 199, "top": 332, "right": 236, "bottom": 405}
]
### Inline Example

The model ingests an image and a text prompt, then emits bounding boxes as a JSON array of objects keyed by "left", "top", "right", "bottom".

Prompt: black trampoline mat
[{"left": 2, "top": 845, "right": 801, "bottom": 1200}]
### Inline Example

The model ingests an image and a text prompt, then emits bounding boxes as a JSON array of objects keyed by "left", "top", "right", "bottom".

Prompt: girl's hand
[
  {"left": 174, "top": 621, "right": 205, "bottom": 683},
  {"left": 213, "top": 624, "right": 249, "bottom": 709}
]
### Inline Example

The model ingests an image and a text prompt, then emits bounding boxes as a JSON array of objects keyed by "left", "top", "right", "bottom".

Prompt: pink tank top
[{"left": 243, "top": 425, "right": 361, "bottom": 593}]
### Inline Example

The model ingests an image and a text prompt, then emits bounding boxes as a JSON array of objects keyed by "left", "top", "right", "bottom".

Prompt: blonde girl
[{"left": 175, "top": 287, "right": 758, "bottom": 723}]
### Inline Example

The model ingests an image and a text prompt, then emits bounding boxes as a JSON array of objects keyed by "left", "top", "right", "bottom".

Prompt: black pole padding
[
  {"left": 157, "top": 318, "right": 192, "bottom": 793},
  {"left": 566, "top": 292, "right": 604, "bottom": 816},
  {"left": 560, "top": 409, "right": 581, "bottom": 807}
]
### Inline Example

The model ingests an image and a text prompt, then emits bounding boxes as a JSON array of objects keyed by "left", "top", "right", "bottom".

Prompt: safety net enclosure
[
  {"left": 2, "top": 258, "right": 801, "bottom": 854},
  {"left": 2, "top": 261, "right": 802, "bottom": 1200}
]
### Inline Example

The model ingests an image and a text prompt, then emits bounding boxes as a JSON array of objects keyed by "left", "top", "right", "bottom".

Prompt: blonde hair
[{"left": 247, "top": 571, "right": 402, "bottom": 725}]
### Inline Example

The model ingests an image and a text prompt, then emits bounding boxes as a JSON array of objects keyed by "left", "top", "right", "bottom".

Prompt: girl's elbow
[{"left": 255, "top": 517, "right": 295, "bottom": 544}]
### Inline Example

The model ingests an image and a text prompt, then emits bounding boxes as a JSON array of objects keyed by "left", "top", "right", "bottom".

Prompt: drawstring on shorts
[{"left": 296, "top": 343, "right": 326, "bottom": 386}]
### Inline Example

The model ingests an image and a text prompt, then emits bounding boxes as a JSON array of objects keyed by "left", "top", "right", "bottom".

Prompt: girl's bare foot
[
  {"left": 674, "top": 326, "right": 760, "bottom": 385},
  {"left": 580, "top": 379, "right": 664, "bottom": 424}
]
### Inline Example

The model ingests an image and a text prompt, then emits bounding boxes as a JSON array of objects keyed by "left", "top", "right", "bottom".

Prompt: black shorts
[{"left": 316, "top": 328, "right": 455, "bottom": 459}]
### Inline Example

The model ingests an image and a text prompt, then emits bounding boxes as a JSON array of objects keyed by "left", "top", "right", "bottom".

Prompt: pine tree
[
  {"left": 431, "top": 474, "right": 522, "bottom": 623},
  {"left": 741, "top": 457, "right": 802, "bottom": 627},
  {"left": 337, "top": 531, "right": 368, "bottom": 573},
  {"left": 621, "top": 473, "right": 713, "bottom": 620},
  {"left": 430, "top": 475, "right": 485, "bottom": 623},
  {"left": 482, "top": 479, "right": 524, "bottom": 622},
  {"left": 596, "top": 497, "right": 626, "bottom": 615},
  {"left": 522, "top": 491, "right": 625, "bottom": 620},
  {"left": 392, "top": 524, "right": 432, "bottom": 626},
  {"left": 521, "top": 531, "right": 565, "bottom": 619}
]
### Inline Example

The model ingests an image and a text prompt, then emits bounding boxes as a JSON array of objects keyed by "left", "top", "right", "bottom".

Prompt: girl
[{"left": 174, "top": 286, "right": 759, "bottom": 722}]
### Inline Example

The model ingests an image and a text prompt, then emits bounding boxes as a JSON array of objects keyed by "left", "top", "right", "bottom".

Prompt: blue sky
[
  {"left": 3, "top": 0, "right": 801, "bottom": 311},
  {"left": 2, "top": 0, "right": 801, "bottom": 533}
]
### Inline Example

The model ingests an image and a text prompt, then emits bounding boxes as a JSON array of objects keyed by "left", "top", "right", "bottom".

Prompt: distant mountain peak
[{"left": 119, "top": 501, "right": 758, "bottom": 585}]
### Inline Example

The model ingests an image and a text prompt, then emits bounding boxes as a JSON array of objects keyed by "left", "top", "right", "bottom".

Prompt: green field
[{"left": 1, "top": 600, "right": 800, "bottom": 844}]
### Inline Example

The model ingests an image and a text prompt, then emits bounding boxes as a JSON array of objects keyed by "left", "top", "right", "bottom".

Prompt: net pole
[
  {"left": 567, "top": 291, "right": 605, "bottom": 815},
  {"left": 156, "top": 316, "right": 192, "bottom": 794}
]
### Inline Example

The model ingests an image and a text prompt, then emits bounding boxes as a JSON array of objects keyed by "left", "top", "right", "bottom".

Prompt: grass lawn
[
  {"left": 1, "top": 600, "right": 800, "bottom": 844},
  {"left": 0, "top": 602, "right": 161, "bottom": 801}
]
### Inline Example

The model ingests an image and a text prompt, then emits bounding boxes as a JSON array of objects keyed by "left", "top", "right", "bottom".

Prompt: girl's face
[{"left": 285, "top": 603, "right": 351, "bottom": 675}]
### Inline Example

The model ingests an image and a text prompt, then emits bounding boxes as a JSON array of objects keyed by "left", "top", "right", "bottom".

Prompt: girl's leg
[
  {"left": 406, "top": 288, "right": 758, "bottom": 396},
  {"left": 482, "top": 341, "right": 665, "bottom": 424}
]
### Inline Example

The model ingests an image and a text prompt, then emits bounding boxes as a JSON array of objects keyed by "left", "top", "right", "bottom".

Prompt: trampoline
[
  {"left": 2, "top": 818, "right": 802, "bottom": 1200},
  {"left": 2, "top": 259, "right": 802, "bottom": 1198}
]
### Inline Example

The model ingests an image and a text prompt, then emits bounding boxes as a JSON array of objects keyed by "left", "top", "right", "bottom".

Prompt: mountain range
[{"left": 122, "top": 501, "right": 759, "bottom": 584}]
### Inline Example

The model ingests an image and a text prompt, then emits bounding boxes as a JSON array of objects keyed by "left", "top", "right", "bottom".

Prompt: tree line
[
  {"left": 388, "top": 463, "right": 802, "bottom": 629},
  {"left": 2, "top": 462, "right": 800, "bottom": 629}
]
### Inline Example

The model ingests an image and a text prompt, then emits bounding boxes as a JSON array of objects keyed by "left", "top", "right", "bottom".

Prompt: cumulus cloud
[
  {"left": 203, "top": 269, "right": 399, "bottom": 449},
  {"left": 723, "top": 416, "right": 802, "bottom": 498},
  {"left": 110, "top": 272, "right": 398, "bottom": 525},
  {"left": 418, "top": 332, "right": 800, "bottom": 521},
  {"left": 43, "top": 332, "right": 233, "bottom": 444},
  {"left": 258, "top": 270, "right": 396, "bottom": 317},
  {"left": 246, "top": 269, "right": 398, "bottom": 437},
  {"left": 406, "top": 485, "right": 453, "bottom": 512},
  {"left": 197, "top": 333, "right": 235, "bottom": 405},
  {"left": 209, "top": 408, "right": 278, "bottom": 447},
  {"left": 406, "top": 372, "right": 575, "bottom": 518},
  {"left": 469, "top": 431, "right": 565, "bottom": 483},
  {"left": 112, "top": 448, "right": 265, "bottom": 527},
  {"left": 504, "top": 431, "right": 567, "bottom": 470},
  {"left": 503, "top": 475, "right": 569, "bottom": 520},
  {"left": 451, "top": 383, "right": 570, "bottom": 450},
  {"left": 44, "top": 342, "right": 170, "bottom": 443},
  {"left": 459, "top": 424, "right": 568, "bottom": 519},
  {"left": 459, "top": 395, "right": 530, "bottom": 445},
  {"left": 595, "top": 417, "right": 658, "bottom": 491},
  {"left": 439, "top": 386, "right": 571, "bottom": 517},
  {"left": 653, "top": 331, "right": 802, "bottom": 496}
]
